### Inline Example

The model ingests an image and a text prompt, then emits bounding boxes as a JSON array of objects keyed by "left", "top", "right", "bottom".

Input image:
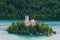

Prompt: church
[{"left": 24, "top": 15, "right": 35, "bottom": 26}]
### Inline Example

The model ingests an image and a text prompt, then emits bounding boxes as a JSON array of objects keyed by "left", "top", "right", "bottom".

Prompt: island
[{"left": 7, "top": 16, "right": 56, "bottom": 35}]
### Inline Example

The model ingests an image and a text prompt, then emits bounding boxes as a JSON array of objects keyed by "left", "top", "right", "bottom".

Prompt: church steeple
[
  {"left": 25, "top": 15, "right": 29, "bottom": 22},
  {"left": 24, "top": 15, "right": 35, "bottom": 26},
  {"left": 25, "top": 15, "right": 30, "bottom": 26}
]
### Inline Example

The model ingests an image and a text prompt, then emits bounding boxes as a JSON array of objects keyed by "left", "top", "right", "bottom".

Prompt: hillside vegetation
[{"left": 0, "top": 0, "right": 60, "bottom": 20}]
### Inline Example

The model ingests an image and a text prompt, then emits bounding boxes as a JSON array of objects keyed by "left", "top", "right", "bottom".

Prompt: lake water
[{"left": 0, "top": 20, "right": 60, "bottom": 40}]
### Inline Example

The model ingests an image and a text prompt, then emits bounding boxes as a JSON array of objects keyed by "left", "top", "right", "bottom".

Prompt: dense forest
[{"left": 0, "top": 0, "right": 60, "bottom": 20}]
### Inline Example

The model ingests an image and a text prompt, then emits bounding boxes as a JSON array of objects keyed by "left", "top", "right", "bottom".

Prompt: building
[
  {"left": 24, "top": 16, "right": 35, "bottom": 26},
  {"left": 30, "top": 19, "right": 35, "bottom": 25},
  {"left": 24, "top": 16, "right": 30, "bottom": 26}
]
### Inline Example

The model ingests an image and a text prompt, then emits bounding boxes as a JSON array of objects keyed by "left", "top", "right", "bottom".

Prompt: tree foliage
[
  {"left": 7, "top": 21, "right": 56, "bottom": 35},
  {"left": 0, "top": 0, "right": 60, "bottom": 20}
]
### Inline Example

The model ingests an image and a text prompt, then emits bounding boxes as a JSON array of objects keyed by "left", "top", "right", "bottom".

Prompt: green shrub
[{"left": 7, "top": 21, "right": 56, "bottom": 35}]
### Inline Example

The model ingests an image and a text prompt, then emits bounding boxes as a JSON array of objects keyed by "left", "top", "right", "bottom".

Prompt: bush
[{"left": 7, "top": 21, "right": 56, "bottom": 35}]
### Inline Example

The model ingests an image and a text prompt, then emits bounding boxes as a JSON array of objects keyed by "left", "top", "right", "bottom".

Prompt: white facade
[
  {"left": 24, "top": 16, "right": 35, "bottom": 26},
  {"left": 30, "top": 19, "right": 35, "bottom": 25},
  {"left": 25, "top": 16, "right": 30, "bottom": 26}
]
